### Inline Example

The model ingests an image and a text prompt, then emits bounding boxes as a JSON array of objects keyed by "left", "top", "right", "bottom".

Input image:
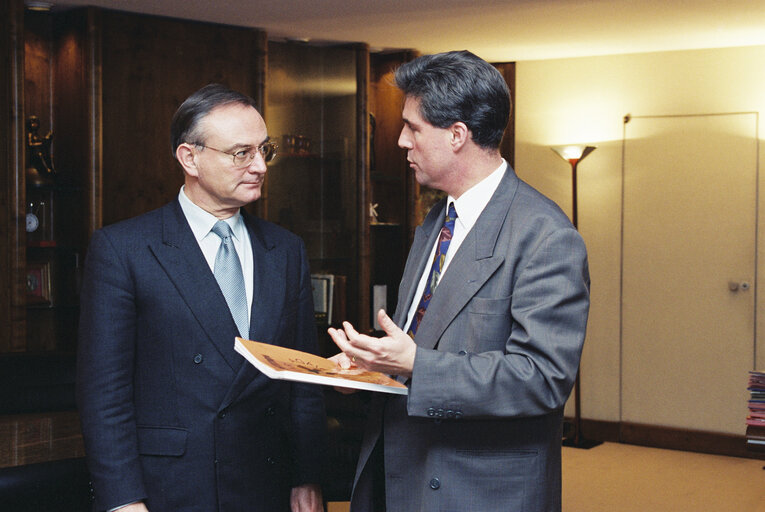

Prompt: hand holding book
[
  {"left": 235, "top": 337, "right": 408, "bottom": 395},
  {"left": 327, "top": 309, "right": 417, "bottom": 378}
]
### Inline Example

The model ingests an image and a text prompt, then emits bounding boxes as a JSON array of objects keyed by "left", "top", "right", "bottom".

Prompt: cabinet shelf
[
  {"left": 26, "top": 182, "right": 81, "bottom": 193},
  {"left": 279, "top": 152, "right": 321, "bottom": 159},
  {"left": 27, "top": 240, "right": 58, "bottom": 248}
]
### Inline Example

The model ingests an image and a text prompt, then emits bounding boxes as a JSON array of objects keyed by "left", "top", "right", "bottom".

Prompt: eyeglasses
[{"left": 194, "top": 139, "right": 278, "bottom": 167}]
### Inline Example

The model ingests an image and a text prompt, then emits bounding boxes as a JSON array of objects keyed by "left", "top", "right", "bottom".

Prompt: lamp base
[
  {"left": 562, "top": 436, "right": 604, "bottom": 449},
  {"left": 562, "top": 419, "right": 603, "bottom": 449}
]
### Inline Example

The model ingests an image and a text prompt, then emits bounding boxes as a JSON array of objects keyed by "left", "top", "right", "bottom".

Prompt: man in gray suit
[{"left": 328, "top": 51, "right": 590, "bottom": 511}]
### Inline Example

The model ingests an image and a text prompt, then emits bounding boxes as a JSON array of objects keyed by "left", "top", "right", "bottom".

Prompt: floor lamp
[{"left": 551, "top": 145, "right": 602, "bottom": 449}]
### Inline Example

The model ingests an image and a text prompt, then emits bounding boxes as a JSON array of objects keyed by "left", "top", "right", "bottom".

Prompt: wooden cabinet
[
  {"left": 0, "top": 5, "right": 96, "bottom": 353},
  {"left": 0, "top": 2, "right": 267, "bottom": 468},
  {"left": 99, "top": 9, "right": 266, "bottom": 226},
  {"left": 0, "top": 4, "right": 267, "bottom": 354}
]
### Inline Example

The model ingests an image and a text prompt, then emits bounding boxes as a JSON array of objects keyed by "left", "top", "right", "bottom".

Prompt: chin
[{"left": 239, "top": 184, "right": 263, "bottom": 202}]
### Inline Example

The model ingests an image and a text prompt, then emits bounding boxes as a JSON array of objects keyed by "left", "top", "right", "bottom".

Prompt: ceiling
[{"left": 49, "top": 0, "right": 765, "bottom": 62}]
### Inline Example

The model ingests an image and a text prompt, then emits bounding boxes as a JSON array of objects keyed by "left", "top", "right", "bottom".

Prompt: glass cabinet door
[{"left": 266, "top": 41, "right": 360, "bottom": 334}]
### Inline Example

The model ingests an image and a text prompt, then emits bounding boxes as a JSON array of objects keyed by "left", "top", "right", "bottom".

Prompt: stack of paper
[{"left": 746, "top": 370, "right": 765, "bottom": 452}]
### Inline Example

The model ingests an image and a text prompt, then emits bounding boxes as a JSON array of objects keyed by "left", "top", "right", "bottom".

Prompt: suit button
[
  {"left": 218, "top": 411, "right": 226, "bottom": 419},
  {"left": 435, "top": 408, "right": 444, "bottom": 418},
  {"left": 267, "top": 456, "right": 277, "bottom": 465},
  {"left": 193, "top": 353, "right": 203, "bottom": 364},
  {"left": 429, "top": 477, "right": 441, "bottom": 490},
  {"left": 427, "top": 408, "right": 436, "bottom": 417},
  {"left": 445, "top": 410, "right": 455, "bottom": 418},
  {"left": 454, "top": 411, "right": 463, "bottom": 420},
  {"left": 265, "top": 407, "right": 275, "bottom": 417}
]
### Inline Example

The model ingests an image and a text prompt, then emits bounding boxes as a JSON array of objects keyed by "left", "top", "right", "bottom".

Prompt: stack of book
[{"left": 746, "top": 370, "right": 765, "bottom": 452}]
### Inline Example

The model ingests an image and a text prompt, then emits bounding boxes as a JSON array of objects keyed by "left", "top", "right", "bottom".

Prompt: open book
[{"left": 235, "top": 337, "right": 408, "bottom": 395}]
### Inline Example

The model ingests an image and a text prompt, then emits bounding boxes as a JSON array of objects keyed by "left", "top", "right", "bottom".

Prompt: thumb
[{"left": 377, "top": 309, "right": 401, "bottom": 336}]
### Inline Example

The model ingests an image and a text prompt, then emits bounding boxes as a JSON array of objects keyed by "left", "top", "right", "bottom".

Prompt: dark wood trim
[
  {"left": 619, "top": 421, "right": 765, "bottom": 460},
  {"left": 1, "top": 0, "right": 26, "bottom": 353},
  {"left": 86, "top": 7, "right": 103, "bottom": 235},
  {"left": 0, "top": 411, "right": 84, "bottom": 468},
  {"left": 492, "top": 61, "right": 516, "bottom": 169},
  {"left": 251, "top": 30, "right": 267, "bottom": 219},
  {"left": 51, "top": 7, "right": 103, "bottom": 238},
  {"left": 577, "top": 417, "right": 621, "bottom": 443},
  {"left": 571, "top": 417, "right": 765, "bottom": 460},
  {"left": 355, "top": 43, "right": 371, "bottom": 331}
]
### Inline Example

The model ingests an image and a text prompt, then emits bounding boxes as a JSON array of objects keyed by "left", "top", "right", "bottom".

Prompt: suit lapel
[
  {"left": 243, "top": 210, "right": 285, "bottom": 344},
  {"left": 410, "top": 169, "right": 521, "bottom": 350},
  {"left": 219, "top": 210, "right": 285, "bottom": 409},
  {"left": 393, "top": 201, "right": 446, "bottom": 328},
  {"left": 148, "top": 201, "right": 243, "bottom": 371}
]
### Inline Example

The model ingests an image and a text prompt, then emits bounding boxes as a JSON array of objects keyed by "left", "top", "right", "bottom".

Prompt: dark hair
[
  {"left": 394, "top": 50, "right": 510, "bottom": 149},
  {"left": 170, "top": 83, "right": 259, "bottom": 157}
]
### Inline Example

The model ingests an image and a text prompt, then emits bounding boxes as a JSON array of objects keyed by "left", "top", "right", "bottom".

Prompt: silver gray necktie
[{"left": 211, "top": 220, "right": 249, "bottom": 339}]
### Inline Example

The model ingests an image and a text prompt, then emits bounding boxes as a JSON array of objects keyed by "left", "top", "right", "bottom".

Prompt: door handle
[{"left": 728, "top": 281, "right": 751, "bottom": 292}]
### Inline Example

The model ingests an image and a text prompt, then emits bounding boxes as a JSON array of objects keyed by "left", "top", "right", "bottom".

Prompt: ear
[
  {"left": 175, "top": 143, "right": 199, "bottom": 177},
  {"left": 449, "top": 122, "right": 470, "bottom": 151}
]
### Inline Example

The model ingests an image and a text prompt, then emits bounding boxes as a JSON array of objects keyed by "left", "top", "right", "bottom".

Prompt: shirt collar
[
  {"left": 178, "top": 186, "right": 244, "bottom": 242},
  {"left": 448, "top": 159, "right": 507, "bottom": 231}
]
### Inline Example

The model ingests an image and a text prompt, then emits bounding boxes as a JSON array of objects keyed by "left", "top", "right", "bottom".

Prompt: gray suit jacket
[{"left": 350, "top": 166, "right": 590, "bottom": 512}]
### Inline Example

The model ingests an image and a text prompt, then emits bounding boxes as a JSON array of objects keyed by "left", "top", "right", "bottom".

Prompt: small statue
[{"left": 26, "top": 115, "right": 56, "bottom": 186}]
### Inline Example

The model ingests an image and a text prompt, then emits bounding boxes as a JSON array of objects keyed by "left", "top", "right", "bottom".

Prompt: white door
[{"left": 621, "top": 113, "right": 758, "bottom": 434}]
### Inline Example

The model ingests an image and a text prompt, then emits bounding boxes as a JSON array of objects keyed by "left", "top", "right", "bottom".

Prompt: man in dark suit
[
  {"left": 77, "top": 84, "right": 326, "bottom": 512},
  {"left": 328, "top": 51, "right": 590, "bottom": 511}
]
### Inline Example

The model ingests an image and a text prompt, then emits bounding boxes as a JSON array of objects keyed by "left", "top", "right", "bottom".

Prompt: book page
[{"left": 235, "top": 337, "right": 408, "bottom": 395}]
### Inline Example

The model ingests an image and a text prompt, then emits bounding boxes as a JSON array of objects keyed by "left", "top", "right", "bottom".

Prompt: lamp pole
[{"left": 551, "top": 145, "right": 601, "bottom": 449}]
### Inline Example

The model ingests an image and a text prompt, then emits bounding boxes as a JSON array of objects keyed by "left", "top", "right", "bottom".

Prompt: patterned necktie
[
  {"left": 407, "top": 202, "right": 457, "bottom": 338},
  {"left": 211, "top": 220, "right": 249, "bottom": 339}
]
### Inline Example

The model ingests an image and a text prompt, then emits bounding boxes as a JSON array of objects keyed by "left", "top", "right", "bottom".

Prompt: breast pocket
[{"left": 467, "top": 296, "right": 512, "bottom": 348}]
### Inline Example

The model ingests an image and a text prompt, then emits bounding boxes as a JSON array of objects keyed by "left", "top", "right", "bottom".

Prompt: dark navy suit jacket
[{"left": 77, "top": 199, "right": 326, "bottom": 511}]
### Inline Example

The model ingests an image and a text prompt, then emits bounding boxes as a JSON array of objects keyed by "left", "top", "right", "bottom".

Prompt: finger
[
  {"left": 342, "top": 321, "right": 380, "bottom": 351},
  {"left": 328, "top": 352, "right": 353, "bottom": 370},
  {"left": 342, "top": 320, "right": 361, "bottom": 340},
  {"left": 327, "top": 327, "right": 350, "bottom": 350},
  {"left": 328, "top": 327, "right": 363, "bottom": 366},
  {"left": 377, "top": 309, "right": 403, "bottom": 337}
]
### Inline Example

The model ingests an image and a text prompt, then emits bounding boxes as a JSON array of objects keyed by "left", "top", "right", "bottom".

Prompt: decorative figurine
[{"left": 26, "top": 115, "right": 56, "bottom": 186}]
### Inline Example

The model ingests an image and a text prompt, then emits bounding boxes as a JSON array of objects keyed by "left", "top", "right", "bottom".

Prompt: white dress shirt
[
  {"left": 177, "top": 186, "right": 255, "bottom": 320},
  {"left": 404, "top": 160, "right": 507, "bottom": 333}
]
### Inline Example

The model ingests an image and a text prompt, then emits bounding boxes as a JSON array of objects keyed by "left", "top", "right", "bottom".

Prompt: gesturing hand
[{"left": 328, "top": 309, "right": 416, "bottom": 378}]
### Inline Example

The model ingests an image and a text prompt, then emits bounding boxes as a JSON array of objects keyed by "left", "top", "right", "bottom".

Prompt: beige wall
[{"left": 514, "top": 45, "right": 765, "bottom": 427}]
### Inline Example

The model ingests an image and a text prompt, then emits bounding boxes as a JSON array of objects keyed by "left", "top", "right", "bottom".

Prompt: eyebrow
[{"left": 225, "top": 136, "right": 270, "bottom": 152}]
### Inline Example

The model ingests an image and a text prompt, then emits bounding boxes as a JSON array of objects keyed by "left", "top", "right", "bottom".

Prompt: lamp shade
[{"left": 551, "top": 145, "right": 596, "bottom": 164}]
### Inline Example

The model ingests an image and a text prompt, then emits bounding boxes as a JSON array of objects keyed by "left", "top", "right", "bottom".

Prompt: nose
[
  {"left": 398, "top": 126, "right": 412, "bottom": 150},
  {"left": 246, "top": 152, "right": 267, "bottom": 173}
]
